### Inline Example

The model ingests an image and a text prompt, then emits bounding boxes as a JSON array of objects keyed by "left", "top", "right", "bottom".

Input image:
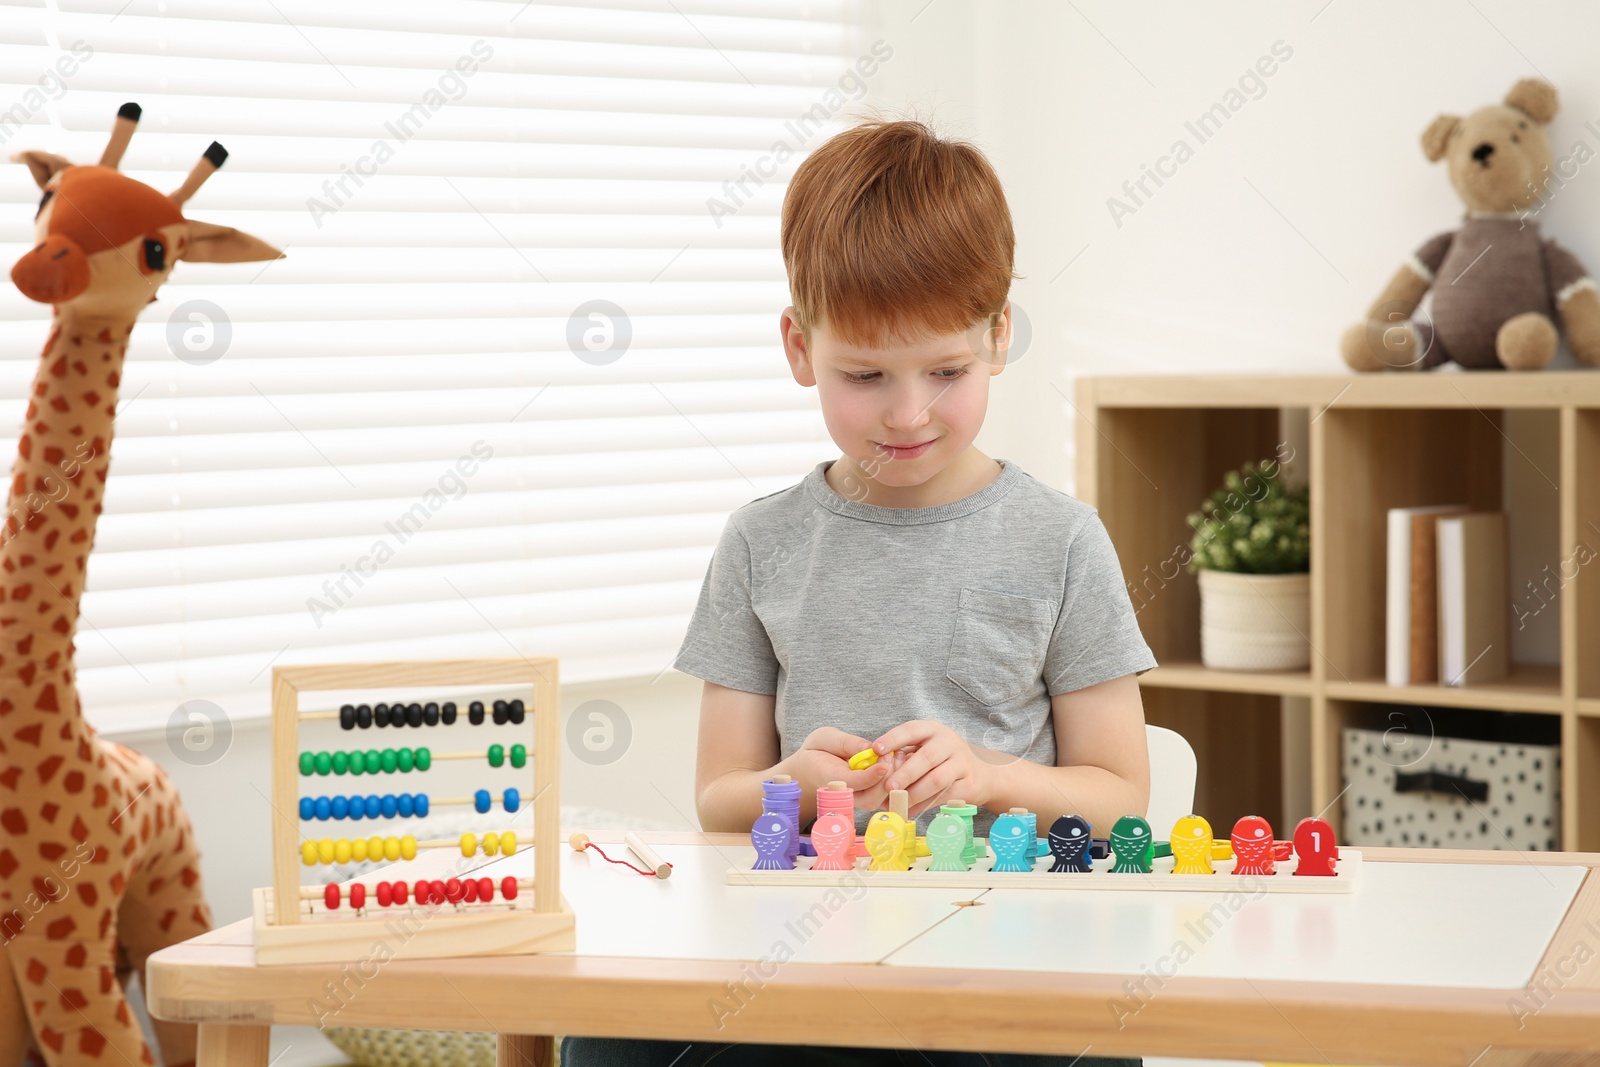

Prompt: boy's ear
[
  {"left": 780, "top": 306, "right": 817, "bottom": 386},
  {"left": 975, "top": 304, "right": 1011, "bottom": 369}
]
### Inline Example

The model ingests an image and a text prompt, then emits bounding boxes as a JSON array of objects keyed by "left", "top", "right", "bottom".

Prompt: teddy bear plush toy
[{"left": 1341, "top": 78, "right": 1600, "bottom": 372}]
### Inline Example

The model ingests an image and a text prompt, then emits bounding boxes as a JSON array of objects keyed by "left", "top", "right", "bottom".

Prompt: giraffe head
[{"left": 9, "top": 101, "right": 282, "bottom": 321}]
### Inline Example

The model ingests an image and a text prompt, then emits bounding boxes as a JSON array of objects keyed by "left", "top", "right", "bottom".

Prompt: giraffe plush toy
[{"left": 1, "top": 103, "right": 282, "bottom": 1067}]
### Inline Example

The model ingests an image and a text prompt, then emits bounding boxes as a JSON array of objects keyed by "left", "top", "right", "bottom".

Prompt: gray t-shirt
[{"left": 673, "top": 457, "right": 1157, "bottom": 838}]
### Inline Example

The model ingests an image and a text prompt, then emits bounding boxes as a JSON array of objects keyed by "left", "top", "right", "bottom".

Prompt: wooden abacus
[{"left": 251, "top": 658, "right": 576, "bottom": 965}]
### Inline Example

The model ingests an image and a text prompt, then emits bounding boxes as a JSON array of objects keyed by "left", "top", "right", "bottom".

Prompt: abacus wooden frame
[{"left": 252, "top": 657, "right": 576, "bottom": 965}]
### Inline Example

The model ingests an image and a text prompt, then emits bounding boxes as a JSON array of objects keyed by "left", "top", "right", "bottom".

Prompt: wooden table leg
[
  {"left": 195, "top": 1022, "right": 270, "bottom": 1067},
  {"left": 498, "top": 1033, "right": 555, "bottom": 1067}
]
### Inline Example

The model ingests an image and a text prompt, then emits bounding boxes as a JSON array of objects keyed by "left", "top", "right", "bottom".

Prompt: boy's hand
[
  {"left": 870, "top": 720, "right": 995, "bottom": 819},
  {"left": 780, "top": 726, "right": 896, "bottom": 809}
]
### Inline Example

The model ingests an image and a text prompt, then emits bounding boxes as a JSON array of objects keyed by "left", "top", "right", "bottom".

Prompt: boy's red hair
[{"left": 781, "top": 117, "right": 1019, "bottom": 349}]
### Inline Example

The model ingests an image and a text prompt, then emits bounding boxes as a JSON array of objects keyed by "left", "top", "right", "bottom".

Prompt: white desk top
[{"left": 492, "top": 838, "right": 1586, "bottom": 990}]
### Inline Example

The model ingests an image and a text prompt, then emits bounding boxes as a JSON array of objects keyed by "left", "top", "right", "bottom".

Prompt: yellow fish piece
[
  {"left": 1170, "top": 814, "right": 1215, "bottom": 875},
  {"left": 865, "top": 811, "right": 912, "bottom": 871}
]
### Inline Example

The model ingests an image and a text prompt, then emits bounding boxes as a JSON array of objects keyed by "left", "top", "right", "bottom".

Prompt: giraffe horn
[
  {"left": 168, "top": 141, "right": 228, "bottom": 207},
  {"left": 98, "top": 101, "right": 142, "bottom": 170}
]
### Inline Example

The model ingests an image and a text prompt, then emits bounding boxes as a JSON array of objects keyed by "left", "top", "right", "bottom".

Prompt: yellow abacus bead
[
  {"left": 302, "top": 841, "right": 318, "bottom": 867},
  {"left": 482, "top": 833, "right": 499, "bottom": 857},
  {"left": 318, "top": 838, "right": 335, "bottom": 865},
  {"left": 500, "top": 831, "right": 517, "bottom": 855},
  {"left": 384, "top": 836, "right": 401, "bottom": 862},
  {"left": 400, "top": 835, "right": 417, "bottom": 861},
  {"left": 334, "top": 839, "right": 352, "bottom": 865},
  {"left": 368, "top": 835, "right": 384, "bottom": 861},
  {"left": 460, "top": 832, "right": 477, "bottom": 858},
  {"left": 350, "top": 838, "right": 368, "bottom": 863}
]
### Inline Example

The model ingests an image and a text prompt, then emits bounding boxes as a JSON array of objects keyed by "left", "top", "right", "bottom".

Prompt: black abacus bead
[
  {"left": 468, "top": 701, "right": 485, "bottom": 726},
  {"left": 509, "top": 699, "right": 526, "bottom": 724},
  {"left": 423, "top": 702, "right": 439, "bottom": 727},
  {"left": 356, "top": 704, "right": 373, "bottom": 729},
  {"left": 441, "top": 702, "right": 457, "bottom": 725},
  {"left": 339, "top": 704, "right": 356, "bottom": 730},
  {"left": 374, "top": 703, "right": 391, "bottom": 728},
  {"left": 492, "top": 700, "right": 508, "bottom": 725},
  {"left": 406, "top": 703, "right": 424, "bottom": 728}
]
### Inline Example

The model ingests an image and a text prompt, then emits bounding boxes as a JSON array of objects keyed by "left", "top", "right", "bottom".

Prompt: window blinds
[{"left": 0, "top": 0, "right": 868, "bottom": 732}]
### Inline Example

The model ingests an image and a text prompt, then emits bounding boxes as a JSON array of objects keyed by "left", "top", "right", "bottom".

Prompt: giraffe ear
[
  {"left": 9, "top": 150, "right": 74, "bottom": 190},
  {"left": 181, "top": 219, "right": 284, "bottom": 263}
]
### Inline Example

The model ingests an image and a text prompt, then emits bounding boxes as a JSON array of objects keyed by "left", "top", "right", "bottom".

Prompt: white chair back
[{"left": 1145, "top": 723, "right": 1198, "bottom": 834}]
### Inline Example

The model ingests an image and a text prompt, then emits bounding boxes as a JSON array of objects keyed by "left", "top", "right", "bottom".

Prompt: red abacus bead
[
  {"left": 430, "top": 879, "right": 447, "bottom": 904},
  {"left": 463, "top": 878, "right": 479, "bottom": 903},
  {"left": 501, "top": 875, "right": 518, "bottom": 901},
  {"left": 324, "top": 884, "right": 341, "bottom": 911},
  {"left": 414, "top": 879, "right": 431, "bottom": 904},
  {"left": 376, "top": 881, "right": 393, "bottom": 908},
  {"left": 350, "top": 883, "right": 366, "bottom": 910},
  {"left": 445, "top": 878, "right": 464, "bottom": 904},
  {"left": 478, "top": 876, "right": 494, "bottom": 901},
  {"left": 392, "top": 880, "right": 408, "bottom": 905}
]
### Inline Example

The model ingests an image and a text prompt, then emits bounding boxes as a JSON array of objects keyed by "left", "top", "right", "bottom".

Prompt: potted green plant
[{"left": 1186, "top": 459, "right": 1311, "bottom": 671}]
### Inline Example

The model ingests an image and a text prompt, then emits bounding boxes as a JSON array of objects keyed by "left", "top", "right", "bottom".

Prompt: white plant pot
[{"left": 1198, "top": 569, "right": 1311, "bottom": 671}]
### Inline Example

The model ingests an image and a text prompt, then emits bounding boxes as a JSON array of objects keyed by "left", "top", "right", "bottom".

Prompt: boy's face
[{"left": 781, "top": 304, "right": 1010, "bottom": 490}]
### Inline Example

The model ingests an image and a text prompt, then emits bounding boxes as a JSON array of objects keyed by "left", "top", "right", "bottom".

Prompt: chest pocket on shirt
[{"left": 944, "top": 587, "right": 1056, "bottom": 707}]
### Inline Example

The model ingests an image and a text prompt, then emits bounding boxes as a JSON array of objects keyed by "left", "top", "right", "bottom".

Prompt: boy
[{"left": 562, "top": 118, "right": 1154, "bottom": 1067}]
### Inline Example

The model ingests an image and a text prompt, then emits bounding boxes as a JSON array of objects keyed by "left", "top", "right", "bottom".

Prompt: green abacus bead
[
  {"left": 331, "top": 751, "right": 349, "bottom": 775},
  {"left": 488, "top": 744, "right": 504, "bottom": 768},
  {"left": 416, "top": 747, "right": 431, "bottom": 771},
  {"left": 364, "top": 749, "right": 381, "bottom": 775},
  {"left": 510, "top": 744, "right": 526, "bottom": 769},
  {"left": 313, "top": 751, "right": 332, "bottom": 776},
  {"left": 397, "top": 748, "right": 414, "bottom": 772},
  {"left": 347, "top": 749, "right": 365, "bottom": 776},
  {"left": 298, "top": 751, "right": 314, "bottom": 776},
  {"left": 381, "top": 749, "right": 398, "bottom": 774}
]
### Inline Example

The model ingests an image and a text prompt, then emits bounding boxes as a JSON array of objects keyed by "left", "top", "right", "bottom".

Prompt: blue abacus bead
[
  {"left": 299, "top": 797, "right": 314, "bottom": 821},
  {"left": 364, "top": 794, "right": 381, "bottom": 819},
  {"left": 415, "top": 794, "right": 429, "bottom": 817},
  {"left": 331, "top": 796, "right": 349, "bottom": 820},
  {"left": 475, "top": 789, "right": 491, "bottom": 814},
  {"left": 380, "top": 794, "right": 399, "bottom": 819},
  {"left": 347, "top": 794, "right": 364, "bottom": 821},
  {"left": 314, "top": 796, "right": 332, "bottom": 821},
  {"left": 397, "top": 794, "right": 415, "bottom": 818},
  {"left": 504, "top": 787, "right": 520, "bottom": 813}
]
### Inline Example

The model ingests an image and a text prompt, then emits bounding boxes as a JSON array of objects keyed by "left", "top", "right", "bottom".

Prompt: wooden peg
[
  {"left": 624, "top": 831, "right": 672, "bottom": 879},
  {"left": 568, "top": 832, "right": 590, "bottom": 851},
  {"left": 826, "top": 780, "right": 847, "bottom": 790},
  {"left": 889, "top": 789, "right": 908, "bottom": 821},
  {"left": 771, "top": 774, "right": 792, "bottom": 784}
]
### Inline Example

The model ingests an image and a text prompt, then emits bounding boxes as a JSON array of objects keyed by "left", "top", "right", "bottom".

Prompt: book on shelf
[
  {"left": 1385, "top": 505, "right": 1469, "bottom": 687},
  {"left": 1437, "top": 511, "right": 1509, "bottom": 687}
]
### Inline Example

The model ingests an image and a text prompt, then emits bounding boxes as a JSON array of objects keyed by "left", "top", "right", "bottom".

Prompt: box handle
[{"left": 1393, "top": 769, "right": 1488, "bottom": 802}]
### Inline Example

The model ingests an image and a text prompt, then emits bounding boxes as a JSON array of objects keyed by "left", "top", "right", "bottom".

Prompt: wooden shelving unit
[{"left": 1075, "top": 373, "right": 1600, "bottom": 851}]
